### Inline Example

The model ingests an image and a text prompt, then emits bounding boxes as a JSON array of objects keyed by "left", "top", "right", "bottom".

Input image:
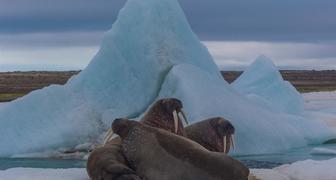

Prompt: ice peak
[
  {"left": 233, "top": 56, "right": 304, "bottom": 114},
  {"left": 233, "top": 55, "right": 282, "bottom": 88}
]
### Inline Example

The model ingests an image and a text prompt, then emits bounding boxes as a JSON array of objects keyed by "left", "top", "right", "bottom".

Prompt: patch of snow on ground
[
  {"left": 252, "top": 158, "right": 336, "bottom": 180},
  {"left": 0, "top": 168, "right": 88, "bottom": 180},
  {"left": 303, "top": 91, "right": 336, "bottom": 111},
  {"left": 303, "top": 91, "right": 336, "bottom": 131}
]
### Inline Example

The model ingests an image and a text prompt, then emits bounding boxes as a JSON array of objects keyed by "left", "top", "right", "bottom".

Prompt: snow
[
  {"left": 0, "top": 0, "right": 334, "bottom": 158},
  {"left": 233, "top": 55, "right": 304, "bottom": 115},
  {"left": 303, "top": 91, "right": 336, "bottom": 112},
  {"left": 303, "top": 91, "right": 336, "bottom": 132},
  {"left": 2, "top": 158, "right": 336, "bottom": 180},
  {"left": 252, "top": 158, "right": 336, "bottom": 180},
  {"left": 0, "top": 168, "right": 88, "bottom": 180}
]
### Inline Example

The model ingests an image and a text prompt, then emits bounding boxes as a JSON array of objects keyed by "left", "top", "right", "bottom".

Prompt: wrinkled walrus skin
[
  {"left": 87, "top": 138, "right": 141, "bottom": 180},
  {"left": 87, "top": 98, "right": 187, "bottom": 180},
  {"left": 113, "top": 119, "right": 250, "bottom": 180}
]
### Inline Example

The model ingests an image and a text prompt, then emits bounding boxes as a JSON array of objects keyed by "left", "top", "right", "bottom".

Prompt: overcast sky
[{"left": 0, "top": 0, "right": 335, "bottom": 71}]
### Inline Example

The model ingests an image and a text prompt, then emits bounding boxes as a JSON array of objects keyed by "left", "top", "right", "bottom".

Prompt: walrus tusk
[
  {"left": 223, "top": 136, "right": 227, "bottom": 153},
  {"left": 179, "top": 109, "right": 189, "bottom": 125},
  {"left": 178, "top": 112, "right": 188, "bottom": 126},
  {"left": 173, "top": 110, "right": 179, "bottom": 133},
  {"left": 103, "top": 128, "right": 114, "bottom": 145},
  {"left": 231, "top": 135, "right": 235, "bottom": 151}
]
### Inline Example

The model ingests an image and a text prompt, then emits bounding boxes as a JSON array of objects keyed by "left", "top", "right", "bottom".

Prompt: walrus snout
[{"left": 112, "top": 118, "right": 139, "bottom": 139}]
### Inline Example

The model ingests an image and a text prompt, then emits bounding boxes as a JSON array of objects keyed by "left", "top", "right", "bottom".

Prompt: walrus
[
  {"left": 112, "top": 118, "right": 249, "bottom": 180},
  {"left": 185, "top": 117, "right": 235, "bottom": 153},
  {"left": 87, "top": 98, "right": 188, "bottom": 180}
]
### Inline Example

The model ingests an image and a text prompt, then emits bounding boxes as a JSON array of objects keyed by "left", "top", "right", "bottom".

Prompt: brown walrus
[
  {"left": 185, "top": 117, "right": 235, "bottom": 153},
  {"left": 112, "top": 118, "right": 249, "bottom": 180},
  {"left": 87, "top": 98, "right": 188, "bottom": 180}
]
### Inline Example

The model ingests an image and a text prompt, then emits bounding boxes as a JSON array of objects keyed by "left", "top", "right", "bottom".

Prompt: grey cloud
[
  {"left": 0, "top": 0, "right": 335, "bottom": 42},
  {"left": 0, "top": 31, "right": 104, "bottom": 48},
  {"left": 0, "top": 0, "right": 126, "bottom": 33}
]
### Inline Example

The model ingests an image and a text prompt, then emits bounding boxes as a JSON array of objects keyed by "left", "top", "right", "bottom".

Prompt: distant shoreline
[{"left": 0, "top": 70, "right": 335, "bottom": 102}]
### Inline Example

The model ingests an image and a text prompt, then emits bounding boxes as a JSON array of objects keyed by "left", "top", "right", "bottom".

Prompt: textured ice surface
[
  {"left": 233, "top": 55, "right": 304, "bottom": 115},
  {"left": 0, "top": 0, "right": 334, "bottom": 157},
  {"left": 0, "top": 0, "right": 220, "bottom": 156}
]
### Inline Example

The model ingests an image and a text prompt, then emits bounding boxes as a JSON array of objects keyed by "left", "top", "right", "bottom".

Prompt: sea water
[
  {"left": 237, "top": 144, "right": 336, "bottom": 168},
  {"left": 0, "top": 158, "right": 85, "bottom": 170},
  {"left": 1, "top": 144, "right": 335, "bottom": 170}
]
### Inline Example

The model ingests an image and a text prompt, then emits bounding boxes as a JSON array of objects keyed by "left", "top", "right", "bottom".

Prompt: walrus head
[
  {"left": 210, "top": 117, "right": 235, "bottom": 154},
  {"left": 141, "top": 98, "right": 188, "bottom": 135},
  {"left": 185, "top": 117, "right": 235, "bottom": 154},
  {"left": 112, "top": 118, "right": 139, "bottom": 139}
]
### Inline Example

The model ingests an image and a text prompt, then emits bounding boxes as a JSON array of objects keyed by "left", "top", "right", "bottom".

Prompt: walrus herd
[{"left": 87, "top": 98, "right": 249, "bottom": 180}]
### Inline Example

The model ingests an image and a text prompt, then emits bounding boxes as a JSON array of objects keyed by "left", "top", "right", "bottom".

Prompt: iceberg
[
  {"left": 233, "top": 55, "right": 304, "bottom": 115},
  {"left": 0, "top": 0, "right": 220, "bottom": 156},
  {"left": 0, "top": 0, "right": 333, "bottom": 157}
]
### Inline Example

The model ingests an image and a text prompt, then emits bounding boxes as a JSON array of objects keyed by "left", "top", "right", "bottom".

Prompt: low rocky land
[{"left": 0, "top": 70, "right": 335, "bottom": 102}]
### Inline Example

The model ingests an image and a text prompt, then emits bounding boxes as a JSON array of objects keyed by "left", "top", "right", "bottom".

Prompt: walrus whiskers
[{"left": 173, "top": 110, "right": 179, "bottom": 133}]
